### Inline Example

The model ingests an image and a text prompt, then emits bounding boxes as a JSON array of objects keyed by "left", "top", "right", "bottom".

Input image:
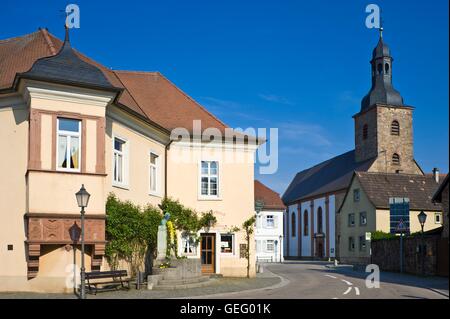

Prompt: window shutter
[
  {"left": 274, "top": 216, "right": 278, "bottom": 228},
  {"left": 263, "top": 240, "right": 267, "bottom": 253},
  {"left": 257, "top": 216, "right": 262, "bottom": 229}
]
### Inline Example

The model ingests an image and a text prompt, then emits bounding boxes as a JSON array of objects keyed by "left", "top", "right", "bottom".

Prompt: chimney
[{"left": 432, "top": 168, "right": 440, "bottom": 183}]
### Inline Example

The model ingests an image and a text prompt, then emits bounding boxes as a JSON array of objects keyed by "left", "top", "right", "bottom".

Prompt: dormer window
[
  {"left": 391, "top": 120, "right": 400, "bottom": 136},
  {"left": 57, "top": 118, "right": 81, "bottom": 172}
]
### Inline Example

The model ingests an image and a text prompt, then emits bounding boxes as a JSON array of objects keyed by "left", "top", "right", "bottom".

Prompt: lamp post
[
  {"left": 417, "top": 211, "right": 427, "bottom": 276},
  {"left": 279, "top": 234, "right": 283, "bottom": 263},
  {"left": 75, "top": 184, "right": 90, "bottom": 299}
]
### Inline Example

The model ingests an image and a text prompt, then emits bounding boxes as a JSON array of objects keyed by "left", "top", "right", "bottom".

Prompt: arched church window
[
  {"left": 317, "top": 207, "right": 323, "bottom": 234},
  {"left": 385, "top": 63, "right": 390, "bottom": 74},
  {"left": 391, "top": 120, "right": 400, "bottom": 136},
  {"left": 363, "top": 124, "right": 368, "bottom": 140},
  {"left": 392, "top": 153, "right": 400, "bottom": 165},
  {"left": 303, "top": 210, "right": 309, "bottom": 236},
  {"left": 377, "top": 63, "right": 383, "bottom": 74},
  {"left": 291, "top": 212, "right": 296, "bottom": 237}
]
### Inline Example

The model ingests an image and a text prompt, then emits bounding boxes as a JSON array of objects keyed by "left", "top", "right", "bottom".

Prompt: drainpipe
[{"left": 164, "top": 140, "right": 174, "bottom": 199}]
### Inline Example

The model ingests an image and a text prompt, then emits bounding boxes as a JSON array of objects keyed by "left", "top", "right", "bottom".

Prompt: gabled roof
[
  {"left": 0, "top": 29, "right": 228, "bottom": 134},
  {"left": 432, "top": 174, "right": 449, "bottom": 203},
  {"left": 282, "top": 150, "right": 375, "bottom": 204},
  {"left": 254, "top": 180, "right": 285, "bottom": 211},
  {"left": 350, "top": 172, "right": 442, "bottom": 211}
]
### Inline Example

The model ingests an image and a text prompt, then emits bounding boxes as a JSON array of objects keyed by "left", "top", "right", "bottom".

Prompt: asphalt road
[{"left": 198, "top": 261, "right": 449, "bottom": 299}]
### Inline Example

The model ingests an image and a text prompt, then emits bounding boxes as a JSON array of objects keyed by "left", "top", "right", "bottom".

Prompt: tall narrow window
[
  {"left": 149, "top": 152, "right": 159, "bottom": 194},
  {"left": 391, "top": 120, "right": 400, "bottom": 136},
  {"left": 113, "top": 137, "right": 127, "bottom": 185},
  {"left": 363, "top": 124, "right": 368, "bottom": 140},
  {"left": 291, "top": 212, "right": 296, "bottom": 237},
  {"left": 317, "top": 207, "right": 323, "bottom": 234},
  {"left": 200, "top": 161, "right": 219, "bottom": 197},
  {"left": 392, "top": 153, "right": 400, "bottom": 165},
  {"left": 303, "top": 210, "right": 309, "bottom": 236},
  {"left": 57, "top": 118, "right": 81, "bottom": 171}
]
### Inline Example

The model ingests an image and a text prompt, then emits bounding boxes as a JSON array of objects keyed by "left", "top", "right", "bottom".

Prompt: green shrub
[
  {"left": 105, "top": 193, "right": 162, "bottom": 276},
  {"left": 371, "top": 230, "right": 397, "bottom": 241}
]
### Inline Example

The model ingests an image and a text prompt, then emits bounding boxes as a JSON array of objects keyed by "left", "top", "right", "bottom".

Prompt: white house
[{"left": 254, "top": 180, "right": 285, "bottom": 262}]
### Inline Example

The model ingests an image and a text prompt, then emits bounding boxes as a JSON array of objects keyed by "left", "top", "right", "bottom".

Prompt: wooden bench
[{"left": 85, "top": 270, "right": 131, "bottom": 295}]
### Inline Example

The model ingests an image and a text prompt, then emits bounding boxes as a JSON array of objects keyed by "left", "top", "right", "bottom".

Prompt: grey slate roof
[
  {"left": 16, "top": 29, "right": 119, "bottom": 92},
  {"left": 282, "top": 150, "right": 375, "bottom": 205},
  {"left": 355, "top": 172, "right": 442, "bottom": 211},
  {"left": 361, "top": 36, "right": 404, "bottom": 111}
]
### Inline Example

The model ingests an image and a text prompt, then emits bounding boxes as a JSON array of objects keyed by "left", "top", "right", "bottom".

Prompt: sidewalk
[{"left": 326, "top": 264, "right": 449, "bottom": 298}]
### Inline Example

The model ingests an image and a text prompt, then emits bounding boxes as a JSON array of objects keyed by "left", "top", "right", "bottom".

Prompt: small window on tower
[
  {"left": 363, "top": 124, "right": 368, "bottom": 140},
  {"left": 377, "top": 63, "right": 383, "bottom": 74},
  {"left": 385, "top": 63, "right": 390, "bottom": 74},
  {"left": 392, "top": 153, "right": 400, "bottom": 165},
  {"left": 391, "top": 120, "right": 400, "bottom": 136}
]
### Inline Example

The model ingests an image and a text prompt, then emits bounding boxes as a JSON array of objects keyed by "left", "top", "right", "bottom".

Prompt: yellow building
[
  {"left": 0, "top": 29, "right": 259, "bottom": 292},
  {"left": 338, "top": 172, "right": 443, "bottom": 265}
]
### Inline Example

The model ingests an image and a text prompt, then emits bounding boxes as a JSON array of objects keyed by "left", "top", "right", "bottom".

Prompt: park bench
[{"left": 85, "top": 270, "right": 131, "bottom": 295}]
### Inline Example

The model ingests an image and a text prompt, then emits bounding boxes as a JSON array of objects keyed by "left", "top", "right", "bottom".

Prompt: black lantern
[
  {"left": 75, "top": 184, "right": 90, "bottom": 208},
  {"left": 418, "top": 211, "right": 427, "bottom": 229}
]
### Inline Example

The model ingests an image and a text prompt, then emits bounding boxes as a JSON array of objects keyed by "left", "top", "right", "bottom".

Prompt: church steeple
[{"left": 360, "top": 28, "right": 404, "bottom": 111}]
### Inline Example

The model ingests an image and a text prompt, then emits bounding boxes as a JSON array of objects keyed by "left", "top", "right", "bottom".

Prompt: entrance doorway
[{"left": 200, "top": 233, "right": 215, "bottom": 274}]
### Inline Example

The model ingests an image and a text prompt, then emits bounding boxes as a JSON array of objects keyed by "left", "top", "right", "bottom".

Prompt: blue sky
[{"left": 1, "top": 0, "right": 448, "bottom": 194}]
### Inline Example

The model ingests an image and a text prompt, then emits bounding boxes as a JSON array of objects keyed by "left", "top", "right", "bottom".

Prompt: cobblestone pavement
[{"left": 0, "top": 271, "right": 281, "bottom": 299}]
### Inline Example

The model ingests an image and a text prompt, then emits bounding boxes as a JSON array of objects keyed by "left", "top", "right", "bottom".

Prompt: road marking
[
  {"left": 354, "top": 287, "right": 360, "bottom": 295},
  {"left": 343, "top": 287, "right": 352, "bottom": 295},
  {"left": 325, "top": 274, "right": 337, "bottom": 279},
  {"left": 341, "top": 279, "right": 353, "bottom": 286}
]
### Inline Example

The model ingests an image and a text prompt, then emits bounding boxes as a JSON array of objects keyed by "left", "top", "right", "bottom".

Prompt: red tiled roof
[
  {"left": 0, "top": 29, "right": 228, "bottom": 133},
  {"left": 255, "top": 180, "right": 286, "bottom": 211}
]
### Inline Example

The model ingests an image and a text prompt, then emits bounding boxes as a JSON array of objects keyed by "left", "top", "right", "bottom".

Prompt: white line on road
[
  {"left": 325, "top": 274, "right": 337, "bottom": 279},
  {"left": 343, "top": 287, "right": 352, "bottom": 295},
  {"left": 341, "top": 279, "right": 353, "bottom": 286},
  {"left": 354, "top": 287, "right": 360, "bottom": 295}
]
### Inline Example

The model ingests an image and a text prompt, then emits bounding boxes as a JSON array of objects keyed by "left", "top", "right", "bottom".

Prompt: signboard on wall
[{"left": 389, "top": 197, "right": 410, "bottom": 234}]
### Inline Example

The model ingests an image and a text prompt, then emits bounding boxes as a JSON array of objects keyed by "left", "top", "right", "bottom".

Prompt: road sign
[
  {"left": 365, "top": 232, "right": 372, "bottom": 241},
  {"left": 389, "top": 197, "right": 410, "bottom": 234}
]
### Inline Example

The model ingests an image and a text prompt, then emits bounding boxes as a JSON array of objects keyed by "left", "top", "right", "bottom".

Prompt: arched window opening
[
  {"left": 377, "top": 63, "right": 383, "bottom": 74},
  {"left": 391, "top": 120, "right": 400, "bottom": 136},
  {"left": 392, "top": 153, "right": 400, "bottom": 165},
  {"left": 363, "top": 124, "right": 368, "bottom": 140},
  {"left": 385, "top": 63, "right": 390, "bottom": 74},
  {"left": 303, "top": 210, "right": 309, "bottom": 236},
  {"left": 317, "top": 207, "right": 323, "bottom": 234},
  {"left": 291, "top": 212, "right": 296, "bottom": 237}
]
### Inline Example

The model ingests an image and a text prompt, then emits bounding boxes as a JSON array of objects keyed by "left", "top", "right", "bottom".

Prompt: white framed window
[
  {"left": 266, "top": 215, "right": 275, "bottom": 228},
  {"left": 181, "top": 233, "right": 197, "bottom": 255},
  {"left": 149, "top": 152, "right": 159, "bottom": 195},
  {"left": 435, "top": 213, "right": 442, "bottom": 224},
  {"left": 266, "top": 240, "right": 275, "bottom": 252},
  {"left": 220, "top": 234, "right": 234, "bottom": 254},
  {"left": 200, "top": 160, "right": 219, "bottom": 198},
  {"left": 57, "top": 118, "right": 81, "bottom": 172},
  {"left": 112, "top": 135, "right": 128, "bottom": 187}
]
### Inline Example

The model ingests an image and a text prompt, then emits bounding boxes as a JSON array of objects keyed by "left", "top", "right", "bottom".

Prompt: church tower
[{"left": 354, "top": 29, "right": 422, "bottom": 175}]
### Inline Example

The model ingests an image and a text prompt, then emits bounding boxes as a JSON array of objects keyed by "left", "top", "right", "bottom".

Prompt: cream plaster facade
[
  {"left": 339, "top": 177, "right": 443, "bottom": 265},
  {"left": 0, "top": 78, "right": 258, "bottom": 292}
]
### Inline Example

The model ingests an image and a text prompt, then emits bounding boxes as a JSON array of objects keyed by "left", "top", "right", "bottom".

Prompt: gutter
[{"left": 164, "top": 139, "right": 174, "bottom": 199}]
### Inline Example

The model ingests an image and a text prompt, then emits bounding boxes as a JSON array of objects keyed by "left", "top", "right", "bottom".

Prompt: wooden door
[{"left": 200, "top": 233, "right": 215, "bottom": 274}]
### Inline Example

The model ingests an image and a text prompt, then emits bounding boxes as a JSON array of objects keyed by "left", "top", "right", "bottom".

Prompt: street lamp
[
  {"left": 417, "top": 211, "right": 427, "bottom": 276},
  {"left": 75, "top": 184, "right": 90, "bottom": 299},
  {"left": 279, "top": 234, "right": 283, "bottom": 263}
]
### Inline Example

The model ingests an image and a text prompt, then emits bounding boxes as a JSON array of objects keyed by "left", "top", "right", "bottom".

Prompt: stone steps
[
  {"left": 154, "top": 278, "right": 215, "bottom": 290},
  {"left": 158, "top": 275, "right": 210, "bottom": 286}
]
